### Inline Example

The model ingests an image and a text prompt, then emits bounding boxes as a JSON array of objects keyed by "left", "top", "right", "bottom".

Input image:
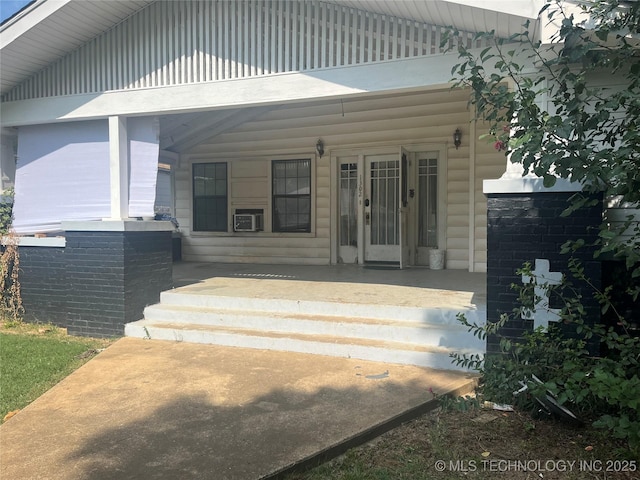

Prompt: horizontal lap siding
[
  {"left": 447, "top": 145, "right": 469, "bottom": 269},
  {"left": 473, "top": 123, "right": 507, "bottom": 272},
  {"left": 183, "top": 240, "right": 329, "bottom": 264},
  {"left": 177, "top": 88, "right": 474, "bottom": 267}
]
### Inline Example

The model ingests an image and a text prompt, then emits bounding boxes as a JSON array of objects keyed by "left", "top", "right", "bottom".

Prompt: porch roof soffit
[
  {"left": 326, "top": 1, "right": 542, "bottom": 40},
  {"left": 0, "top": 0, "right": 541, "bottom": 99}
]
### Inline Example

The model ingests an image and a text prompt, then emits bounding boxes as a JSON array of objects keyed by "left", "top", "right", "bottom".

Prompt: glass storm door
[{"left": 364, "top": 154, "right": 400, "bottom": 262}]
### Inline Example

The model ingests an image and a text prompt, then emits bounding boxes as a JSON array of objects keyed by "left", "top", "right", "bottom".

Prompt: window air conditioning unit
[{"left": 234, "top": 213, "right": 263, "bottom": 232}]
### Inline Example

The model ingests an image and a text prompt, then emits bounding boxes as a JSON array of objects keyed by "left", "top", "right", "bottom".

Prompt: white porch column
[{"left": 108, "top": 116, "right": 129, "bottom": 220}]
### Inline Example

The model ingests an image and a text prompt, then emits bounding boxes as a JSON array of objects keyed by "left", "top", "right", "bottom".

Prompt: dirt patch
[{"left": 291, "top": 406, "right": 639, "bottom": 480}]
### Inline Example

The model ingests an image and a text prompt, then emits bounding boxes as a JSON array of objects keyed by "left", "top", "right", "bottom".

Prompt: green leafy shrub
[
  {"left": 452, "top": 259, "right": 640, "bottom": 458},
  {"left": 443, "top": 0, "right": 640, "bottom": 457},
  {"left": 0, "top": 188, "right": 22, "bottom": 323},
  {"left": 0, "top": 187, "right": 13, "bottom": 236}
]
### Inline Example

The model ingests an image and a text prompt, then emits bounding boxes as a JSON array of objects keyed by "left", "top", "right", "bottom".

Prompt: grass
[
  {"left": 287, "top": 403, "right": 640, "bottom": 480},
  {"left": 0, "top": 320, "right": 113, "bottom": 421}
]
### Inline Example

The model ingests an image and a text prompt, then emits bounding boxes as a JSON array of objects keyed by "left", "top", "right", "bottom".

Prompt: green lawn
[{"left": 0, "top": 323, "right": 112, "bottom": 421}]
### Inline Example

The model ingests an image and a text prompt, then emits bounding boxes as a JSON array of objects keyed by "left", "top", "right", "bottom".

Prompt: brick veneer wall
[
  {"left": 124, "top": 232, "right": 173, "bottom": 332},
  {"left": 18, "top": 230, "right": 172, "bottom": 338},
  {"left": 19, "top": 245, "right": 68, "bottom": 326},
  {"left": 486, "top": 192, "right": 603, "bottom": 354}
]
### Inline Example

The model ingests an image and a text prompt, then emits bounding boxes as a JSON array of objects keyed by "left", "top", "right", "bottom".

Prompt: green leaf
[
  {"left": 479, "top": 47, "right": 493, "bottom": 61},
  {"left": 542, "top": 175, "right": 557, "bottom": 188}
]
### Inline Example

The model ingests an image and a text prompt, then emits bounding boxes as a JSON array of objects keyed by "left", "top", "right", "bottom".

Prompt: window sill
[{"left": 190, "top": 231, "right": 315, "bottom": 238}]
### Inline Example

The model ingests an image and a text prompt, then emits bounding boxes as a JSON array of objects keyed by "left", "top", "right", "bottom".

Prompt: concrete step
[
  {"left": 158, "top": 289, "right": 485, "bottom": 325},
  {"left": 140, "top": 304, "right": 485, "bottom": 351},
  {"left": 124, "top": 319, "right": 482, "bottom": 372},
  {"left": 126, "top": 284, "right": 485, "bottom": 371}
]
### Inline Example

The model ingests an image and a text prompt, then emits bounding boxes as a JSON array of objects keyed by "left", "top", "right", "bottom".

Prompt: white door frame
[
  {"left": 330, "top": 144, "right": 446, "bottom": 266},
  {"left": 399, "top": 147, "right": 410, "bottom": 269},
  {"left": 406, "top": 145, "right": 448, "bottom": 265}
]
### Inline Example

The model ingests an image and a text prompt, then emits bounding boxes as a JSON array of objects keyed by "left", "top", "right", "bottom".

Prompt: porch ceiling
[
  {"left": 157, "top": 88, "right": 450, "bottom": 155},
  {"left": 159, "top": 106, "right": 281, "bottom": 154},
  {"left": 1, "top": 0, "right": 541, "bottom": 99}
]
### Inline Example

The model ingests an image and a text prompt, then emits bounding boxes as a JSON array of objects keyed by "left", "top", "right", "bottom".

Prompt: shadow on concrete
[{"left": 64, "top": 382, "right": 448, "bottom": 480}]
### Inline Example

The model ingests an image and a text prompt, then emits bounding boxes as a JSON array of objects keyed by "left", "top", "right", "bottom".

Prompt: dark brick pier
[
  {"left": 18, "top": 223, "right": 173, "bottom": 337},
  {"left": 485, "top": 191, "right": 602, "bottom": 353}
]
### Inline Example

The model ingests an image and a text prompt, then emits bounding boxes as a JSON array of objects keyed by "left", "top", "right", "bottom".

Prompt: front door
[
  {"left": 334, "top": 146, "right": 443, "bottom": 267},
  {"left": 364, "top": 154, "right": 400, "bottom": 262}
]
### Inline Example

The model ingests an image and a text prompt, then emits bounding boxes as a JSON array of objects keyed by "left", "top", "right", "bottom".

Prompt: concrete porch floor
[{"left": 171, "top": 262, "right": 487, "bottom": 311}]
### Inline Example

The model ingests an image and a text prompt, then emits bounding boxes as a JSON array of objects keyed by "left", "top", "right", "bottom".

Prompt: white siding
[
  {"left": 2, "top": 0, "right": 490, "bottom": 102},
  {"left": 446, "top": 146, "right": 470, "bottom": 270},
  {"left": 472, "top": 124, "right": 507, "bottom": 272},
  {"left": 176, "top": 88, "right": 481, "bottom": 267}
]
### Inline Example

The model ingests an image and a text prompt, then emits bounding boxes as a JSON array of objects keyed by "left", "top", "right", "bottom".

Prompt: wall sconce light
[
  {"left": 316, "top": 139, "right": 325, "bottom": 158},
  {"left": 453, "top": 129, "right": 462, "bottom": 150}
]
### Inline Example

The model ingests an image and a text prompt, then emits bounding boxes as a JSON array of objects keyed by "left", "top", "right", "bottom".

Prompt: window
[
  {"left": 418, "top": 155, "right": 438, "bottom": 248},
  {"left": 193, "top": 162, "right": 227, "bottom": 232},
  {"left": 272, "top": 159, "right": 311, "bottom": 233},
  {"left": 339, "top": 163, "right": 358, "bottom": 246}
]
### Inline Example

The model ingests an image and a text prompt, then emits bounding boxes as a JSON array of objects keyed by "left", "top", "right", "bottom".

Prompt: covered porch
[
  {"left": 1, "top": 0, "right": 527, "bottom": 351},
  {"left": 2, "top": 0, "right": 523, "bottom": 273}
]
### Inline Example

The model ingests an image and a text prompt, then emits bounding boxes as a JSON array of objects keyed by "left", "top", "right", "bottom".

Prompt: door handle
[{"left": 364, "top": 199, "right": 370, "bottom": 207}]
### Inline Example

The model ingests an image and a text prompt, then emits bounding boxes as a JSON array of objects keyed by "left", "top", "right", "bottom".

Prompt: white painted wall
[
  {"left": 128, "top": 116, "right": 160, "bottom": 218},
  {"left": 12, "top": 117, "right": 160, "bottom": 234},
  {"left": 471, "top": 120, "right": 507, "bottom": 272}
]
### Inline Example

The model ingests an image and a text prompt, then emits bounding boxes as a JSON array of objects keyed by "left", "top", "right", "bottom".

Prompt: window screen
[
  {"left": 272, "top": 159, "right": 311, "bottom": 233},
  {"left": 193, "top": 162, "right": 227, "bottom": 232}
]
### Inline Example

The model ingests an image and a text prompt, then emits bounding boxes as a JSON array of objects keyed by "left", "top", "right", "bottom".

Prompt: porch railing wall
[{"left": 2, "top": 0, "right": 490, "bottom": 102}]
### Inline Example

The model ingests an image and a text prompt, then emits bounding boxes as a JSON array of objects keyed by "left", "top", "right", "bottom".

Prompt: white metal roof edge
[{"left": 0, "top": 0, "right": 70, "bottom": 47}]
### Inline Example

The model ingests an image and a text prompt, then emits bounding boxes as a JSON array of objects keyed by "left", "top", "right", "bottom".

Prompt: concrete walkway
[{"left": 1, "top": 337, "right": 475, "bottom": 480}]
